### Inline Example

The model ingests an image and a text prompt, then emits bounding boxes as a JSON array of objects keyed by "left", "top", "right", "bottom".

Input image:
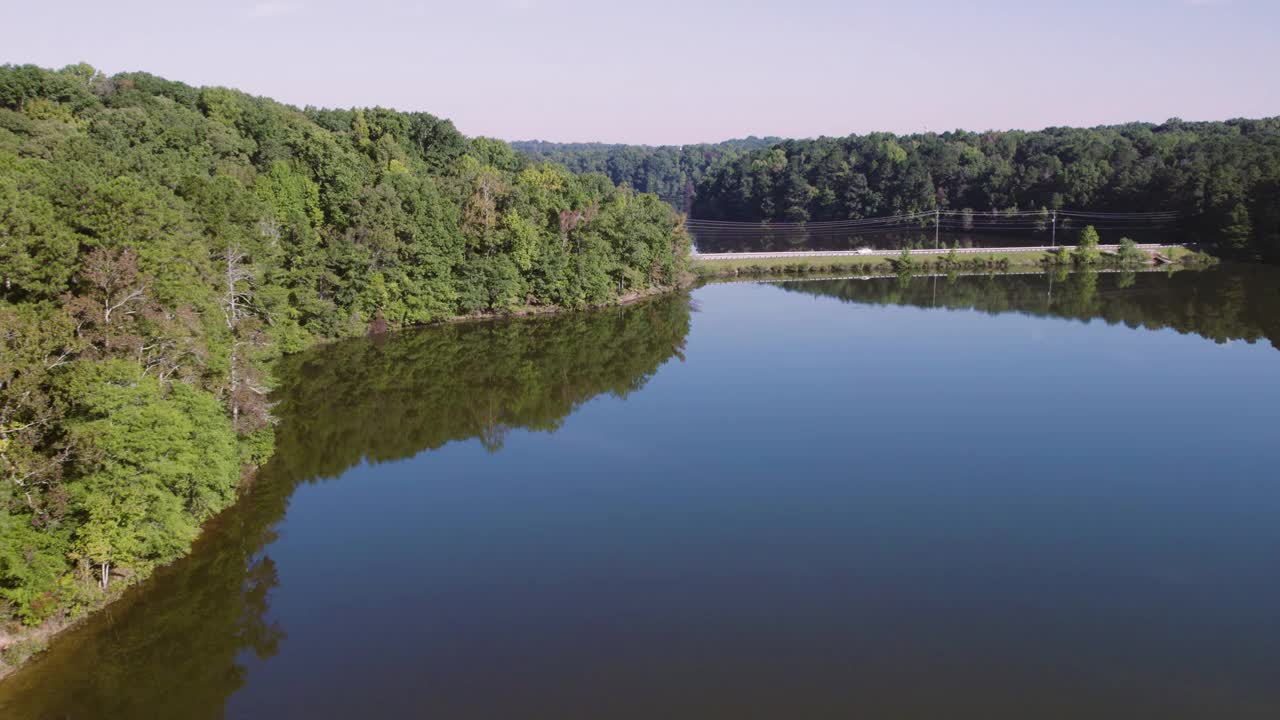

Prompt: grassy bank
[{"left": 691, "top": 246, "right": 1216, "bottom": 279}]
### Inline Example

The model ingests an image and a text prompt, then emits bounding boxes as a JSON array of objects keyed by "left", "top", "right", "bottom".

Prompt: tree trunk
[{"left": 226, "top": 248, "right": 240, "bottom": 427}]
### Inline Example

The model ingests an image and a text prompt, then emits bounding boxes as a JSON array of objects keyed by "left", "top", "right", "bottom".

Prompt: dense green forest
[
  {"left": 688, "top": 122, "right": 1280, "bottom": 259},
  {"left": 0, "top": 63, "right": 690, "bottom": 631},
  {"left": 511, "top": 138, "right": 778, "bottom": 212},
  {"left": 512, "top": 122, "right": 1280, "bottom": 259}
]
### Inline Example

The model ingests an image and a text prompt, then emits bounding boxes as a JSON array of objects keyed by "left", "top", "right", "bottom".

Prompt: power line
[{"left": 686, "top": 208, "right": 1180, "bottom": 232}]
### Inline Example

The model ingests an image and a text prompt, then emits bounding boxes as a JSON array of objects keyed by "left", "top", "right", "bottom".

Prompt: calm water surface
[{"left": 3, "top": 266, "right": 1280, "bottom": 719}]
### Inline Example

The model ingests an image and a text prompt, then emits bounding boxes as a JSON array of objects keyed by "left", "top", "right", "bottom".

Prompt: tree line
[
  {"left": 510, "top": 137, "right": 779, "bottom": 213},
  {"left": 689, "top": 122, "right": 1280, "bottom": 259},
  {"left": 515, "top": 121, "right": 1280, "bottom": 260},
  {"left": 0, "top": 63, "right": 690, "bottom": 630}
]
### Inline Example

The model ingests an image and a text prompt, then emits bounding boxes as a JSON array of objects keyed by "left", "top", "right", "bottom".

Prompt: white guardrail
[{"left": 692, "top": 244, "right": 1175, "bottom": 261}]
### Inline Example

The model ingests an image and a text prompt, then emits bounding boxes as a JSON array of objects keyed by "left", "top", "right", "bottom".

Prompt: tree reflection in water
[{"left": 0, "top": 293, "right": 693, "bottom": 718}]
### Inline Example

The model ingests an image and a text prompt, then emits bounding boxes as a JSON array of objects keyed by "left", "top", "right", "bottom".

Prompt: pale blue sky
[{"left": 5, "top": 0, "right": 1277, "bottom": 144}]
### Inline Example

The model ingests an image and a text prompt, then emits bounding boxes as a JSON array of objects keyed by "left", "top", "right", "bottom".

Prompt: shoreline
[
  {"left": 0, "top": 281, "right": 686, "bottom": 682},
  {"left": 689, "top": 246, "right": 1213, "bottom": 279},
  {"left": 435, "top": 283, "right": 685, "bottom": 325}
]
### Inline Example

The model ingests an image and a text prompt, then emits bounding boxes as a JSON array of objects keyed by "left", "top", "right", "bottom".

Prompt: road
[{"left": 691, "top": 243, "right": 1176, "bottom": 261}]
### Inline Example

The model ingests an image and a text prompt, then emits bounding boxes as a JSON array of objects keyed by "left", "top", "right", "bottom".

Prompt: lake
[{"left": 3, "top": 265, "right": 1279, "bottom": 719}]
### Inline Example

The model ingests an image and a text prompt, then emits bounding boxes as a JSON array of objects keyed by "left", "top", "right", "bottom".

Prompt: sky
[{"left": 4, "top": 0, "right": 1278, "bottom": 145}]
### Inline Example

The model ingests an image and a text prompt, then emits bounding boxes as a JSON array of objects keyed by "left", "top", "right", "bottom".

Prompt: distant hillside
[
  {"left": 517, "top": 122, "right": 1280, "bottom": 260},
  {"left": 510, "top": 137, "right": 781, "bottom": 212},
  {"left": 689, "top": 121, "right": 1280, "bottom": 257}
]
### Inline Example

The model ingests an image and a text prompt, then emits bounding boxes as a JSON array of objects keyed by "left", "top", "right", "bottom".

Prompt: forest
[
  {"left": 689, "top": 122, "right": 1280, "bottom": 259},
  {"left": 511, "top": 137, "right": 778, "bottom": 212},
  {"left": 519, "top": 121, "right": 1280, "bottom": 260},
  {"left": 0, "top": 63, "right": 690, "bottom": 631}
]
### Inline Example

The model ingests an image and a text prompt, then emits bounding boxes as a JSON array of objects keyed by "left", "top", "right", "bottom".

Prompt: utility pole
[
  {"left": 935, "top": 208, "right": 940, "bottom": 250},
  {"left": 1051, "top": 210, "right": 1057, "bottom": 248}
]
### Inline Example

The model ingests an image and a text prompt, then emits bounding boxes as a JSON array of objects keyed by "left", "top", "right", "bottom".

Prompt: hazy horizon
[{"left": 7, "top": 0, "right": 1279, "bottom": 145}]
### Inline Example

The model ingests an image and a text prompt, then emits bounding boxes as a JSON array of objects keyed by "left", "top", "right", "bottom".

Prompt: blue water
[{"left": 5, "top": 270, "right": 1280, "bottom": 718}]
